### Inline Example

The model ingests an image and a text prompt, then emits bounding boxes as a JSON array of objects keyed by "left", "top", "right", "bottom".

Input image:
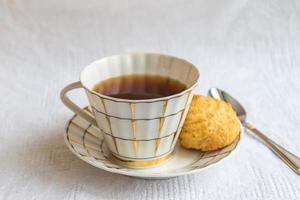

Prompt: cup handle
[{"left": 60, "top": 81, "right": 97, "bottom": 126}]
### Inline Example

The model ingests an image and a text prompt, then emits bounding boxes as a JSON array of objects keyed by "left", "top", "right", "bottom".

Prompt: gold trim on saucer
[{"left": 112, "top": 153, "right": 172, "bottom": 168}]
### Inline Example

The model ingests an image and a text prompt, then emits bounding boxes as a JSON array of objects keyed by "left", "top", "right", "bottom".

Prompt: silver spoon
[{"left": 209, "top": 88, "right": 300, "bottom": 175}]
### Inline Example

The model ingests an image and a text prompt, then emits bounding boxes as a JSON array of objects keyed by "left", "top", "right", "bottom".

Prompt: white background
[{"left": 1, "top": 0, "right": 300, "bottom": 199}]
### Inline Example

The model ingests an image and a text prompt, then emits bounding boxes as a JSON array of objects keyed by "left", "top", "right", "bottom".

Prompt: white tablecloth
[{"left": 1, "top": 0, "right": 300, "bottom": 199}]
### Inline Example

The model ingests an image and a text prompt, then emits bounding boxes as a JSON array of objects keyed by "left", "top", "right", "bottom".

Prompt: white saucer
[{"left": 64, "top": 109, "right": 243, "bottom": 179}]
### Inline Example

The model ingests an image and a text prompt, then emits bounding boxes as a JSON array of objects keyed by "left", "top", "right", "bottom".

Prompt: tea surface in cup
[{"left": 93, "top": 74, "right": 187, "bottom": 100}]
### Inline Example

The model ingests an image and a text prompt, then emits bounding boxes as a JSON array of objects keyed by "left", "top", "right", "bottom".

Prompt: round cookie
[{"left": 179, "top": 95, "right": 240, "bottom": 151}]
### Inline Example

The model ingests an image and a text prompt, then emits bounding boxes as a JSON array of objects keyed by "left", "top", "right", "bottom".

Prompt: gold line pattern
[
  {"left": 100, "top": 98, "right": 119, "bottom": 153},
  {"left": 171, "top": 91, "right": 192, "bottom": 148},
  {"left": 65, "top": 112, "right": 241, "bottom": 170},
  {"left": 100, "top": 127, "right": 177, "bottom": 141},
  {"left": 73, "top": 109, "right": 180, "bottom": 141},
  {"left": 91, "top": 105, "right": 186, "bottom": 120},
  {"left": 72, "top": 121, "right": 99, "bottom": 138},
  {"left": 83, "top": 132, "right": 107, "bottom": 161},
  {"left": 82, "top": 125, "right": 108, "bottom": 160},
  {"left": 66, "top": 117, "right": 124, "bottom": 169},
  {"left": 130, "top": 103, "right": 139, "bottom": 158},
  {"left": 70, "top": 138, "right": 100, "bottom": 152},
  {"left": 66, "top": 115, "right": 80, "bottom": 152},
  {"left": 154, "top": 100, "right": 168, "bottom": 156},
  {"left": 192, "top": 134, "right": 241, "bottom": 170},
  {"left": 170, "top": 128, "right": 179, "bottom": 147}
]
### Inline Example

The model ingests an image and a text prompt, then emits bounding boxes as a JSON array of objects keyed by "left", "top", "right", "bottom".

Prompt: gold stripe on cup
[
  {"left": 130, "top": 103, "right": 139, "bottom": 158},
  {"left": 100, "top": 98, "right": 119, "bottom": 153},
  {"left": 154, "top": 100, "right": 168, "bottom": 156},
  {"left": 171, "top": 91, "right": 193, "bottom": 148}
]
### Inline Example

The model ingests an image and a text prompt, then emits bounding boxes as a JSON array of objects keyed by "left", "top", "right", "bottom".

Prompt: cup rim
[{"left": 80, "top": 52, "right": 200, "bottom": 103}]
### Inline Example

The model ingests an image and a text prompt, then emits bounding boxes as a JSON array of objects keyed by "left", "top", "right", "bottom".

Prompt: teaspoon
[{"left": 209, "top": 87, "right": 300, "bottom": 175}]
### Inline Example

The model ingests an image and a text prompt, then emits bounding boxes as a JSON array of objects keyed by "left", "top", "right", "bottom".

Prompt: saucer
[{"left": 64, "top": 108, "right": 243, "bottom": 179}]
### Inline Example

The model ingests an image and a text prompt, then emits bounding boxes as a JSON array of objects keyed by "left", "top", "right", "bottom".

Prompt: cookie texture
[{"left": 179, "top": 95, "right": 240, "bottom": 151}]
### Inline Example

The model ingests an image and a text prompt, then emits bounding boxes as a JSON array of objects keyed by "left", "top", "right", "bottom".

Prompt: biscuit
[{"left": 179, "top": 95, "right": 240, "bottom": 151}]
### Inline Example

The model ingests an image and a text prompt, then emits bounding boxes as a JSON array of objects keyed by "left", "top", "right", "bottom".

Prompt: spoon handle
[{"left": 244, "top": 123, "right": 300, "bottom": 175}]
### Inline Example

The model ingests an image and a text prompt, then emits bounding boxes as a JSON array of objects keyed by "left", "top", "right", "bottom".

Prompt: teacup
[{"left": 61, "top": 53, "right": 200, "bottom": 168}]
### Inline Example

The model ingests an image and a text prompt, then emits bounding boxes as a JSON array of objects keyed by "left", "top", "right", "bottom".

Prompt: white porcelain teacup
[{"left": 61, "top": 53, "right": 200, "bottom": 168}]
